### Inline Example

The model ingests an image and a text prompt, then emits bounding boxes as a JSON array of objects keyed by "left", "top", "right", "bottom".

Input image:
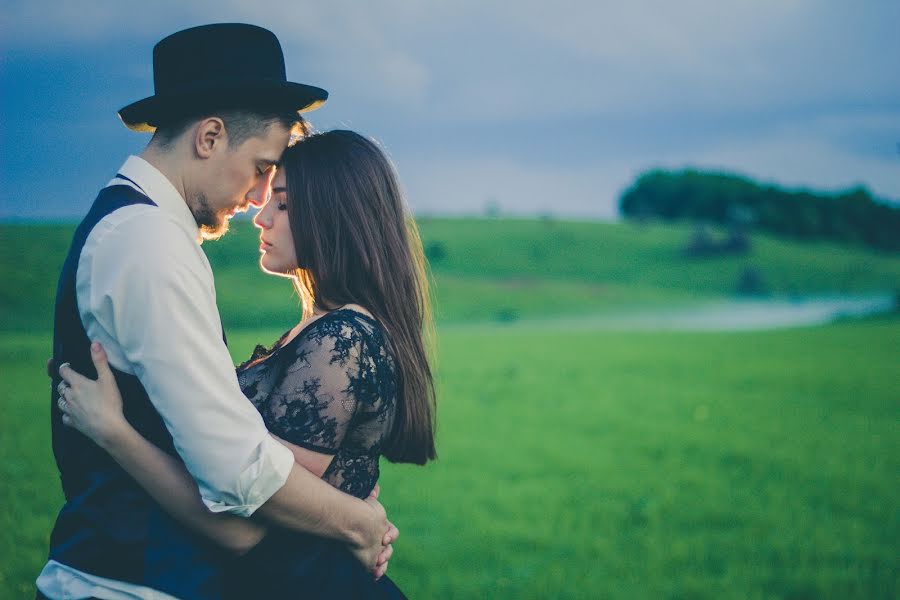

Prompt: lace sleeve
[
  {"left": 263, "top": 321, "right": 366, "bottom": 453},
  {"left": 241, "top": 311, "right": 397, "bottom": 498}
]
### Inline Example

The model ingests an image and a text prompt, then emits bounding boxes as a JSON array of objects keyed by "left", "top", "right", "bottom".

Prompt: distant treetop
[{"left": 619, "top": 169, "right": 900, "bottom": 251}]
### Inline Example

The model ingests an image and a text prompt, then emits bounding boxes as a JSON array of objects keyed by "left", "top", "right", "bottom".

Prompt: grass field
[
  {"left": 3, "top": 322, "right": 898, "bottom": 599},
  {"left": 3, "top": 218, "right": 899, "bottom": 331},
  {"left": 1, "top": 219, "right": 898, "bottom": 598}
]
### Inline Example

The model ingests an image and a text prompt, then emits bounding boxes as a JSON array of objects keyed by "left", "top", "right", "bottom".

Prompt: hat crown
[
  {"left": 118, "top": 23, "right": 327, "bottom": 132},
  {"left": 152, "top": 23, "right": 287, "bottom": 94}
]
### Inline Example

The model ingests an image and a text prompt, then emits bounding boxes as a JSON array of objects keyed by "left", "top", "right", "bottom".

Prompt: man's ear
[{"left": 194, "top": 117, "right": 226, "bottom": 158}]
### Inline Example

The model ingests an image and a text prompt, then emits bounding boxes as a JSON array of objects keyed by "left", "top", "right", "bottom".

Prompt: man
[{"left": 37, "top": 23, "right": 398, "bottom": 600}]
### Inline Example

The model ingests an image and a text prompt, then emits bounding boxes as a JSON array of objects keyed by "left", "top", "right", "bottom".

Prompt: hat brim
[{"left": 118, "top": 79, "right": 328, "bottom": 132}]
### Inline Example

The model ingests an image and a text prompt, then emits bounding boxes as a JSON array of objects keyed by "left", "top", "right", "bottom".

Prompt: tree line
[{"left": 619, "top": 169, "right": 900, "bottom": 251}]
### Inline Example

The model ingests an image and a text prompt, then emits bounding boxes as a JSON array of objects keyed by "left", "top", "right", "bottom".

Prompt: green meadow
[{"left": 1, "top": 219, "right": 898, "bottom": 598}]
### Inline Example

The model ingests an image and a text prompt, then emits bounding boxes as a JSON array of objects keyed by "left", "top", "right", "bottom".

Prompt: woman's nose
[{"left": 253, "top": 205, "right": 272, "bottom": 229}]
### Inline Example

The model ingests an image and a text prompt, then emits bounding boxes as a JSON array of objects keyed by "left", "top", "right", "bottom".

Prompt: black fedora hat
[{"left": 119, "top": 23, "right": 328, "bottom": 132}]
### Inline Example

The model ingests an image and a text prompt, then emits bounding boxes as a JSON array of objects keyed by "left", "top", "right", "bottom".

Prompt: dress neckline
[
  {"left": 246, "top": 308, "right": 379, "bottom": 368},
  {"left": 284, "top": 308, "right": 377, "bottom": 346}
]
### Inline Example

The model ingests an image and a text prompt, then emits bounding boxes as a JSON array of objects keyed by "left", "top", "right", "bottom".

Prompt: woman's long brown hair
[{"left": 281, "top": 130, "right": 436, "bottom": 464}]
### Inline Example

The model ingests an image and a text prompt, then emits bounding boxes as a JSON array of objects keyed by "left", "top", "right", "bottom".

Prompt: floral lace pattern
[{"left": 237, "top": 310, "right": 397, "bottom": 499}]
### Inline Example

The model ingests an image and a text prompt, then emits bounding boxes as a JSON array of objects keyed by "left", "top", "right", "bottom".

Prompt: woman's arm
[
  {"left": 271, "top": 433, "right": 334, "bottom": 478},
  {"left": 105, "top": 421, "right": 269, "bottom": 554},
  {"left": 58, "top": 343, "right": 268, "bottom": 554}
]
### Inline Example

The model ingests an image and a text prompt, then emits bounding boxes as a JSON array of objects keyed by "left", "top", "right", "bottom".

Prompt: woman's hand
[
  {"left": 57, "top": 342, "right": 129, "bottom": 449},
  {"left": 365, "top": 484, "right": 399, "bottom": 581}
]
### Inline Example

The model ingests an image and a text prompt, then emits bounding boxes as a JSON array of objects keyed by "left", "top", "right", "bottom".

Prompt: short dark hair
[{"left": 150, "top": 108, "right": 311, "bottom": 149}]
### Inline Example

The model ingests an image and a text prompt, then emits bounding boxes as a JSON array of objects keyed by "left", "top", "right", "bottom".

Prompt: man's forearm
[{"left": 255, "top": 463, "right": 370, "bottom": 547}]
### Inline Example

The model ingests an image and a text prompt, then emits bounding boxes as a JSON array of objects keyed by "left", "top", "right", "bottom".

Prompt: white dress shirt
[{"left": 38, "top": 156, "right": 295, "bottom": 599}]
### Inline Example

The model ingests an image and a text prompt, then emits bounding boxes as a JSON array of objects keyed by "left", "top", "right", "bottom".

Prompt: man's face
[{"left": 193, "top": 122, "right": 290, "bottom": 240}]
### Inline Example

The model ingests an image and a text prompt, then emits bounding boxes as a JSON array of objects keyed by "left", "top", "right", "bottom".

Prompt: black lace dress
[
  {"left": 237, "top": 309, "right": 398, "bottom": 500},
  {"left": 226, "top": 309, "right": 406, "bottom": 599}
]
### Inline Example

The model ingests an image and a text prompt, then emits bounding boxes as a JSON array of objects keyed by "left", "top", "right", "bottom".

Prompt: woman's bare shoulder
[{"left": 338, "top": 303, "right": 375, "bottom": 320}]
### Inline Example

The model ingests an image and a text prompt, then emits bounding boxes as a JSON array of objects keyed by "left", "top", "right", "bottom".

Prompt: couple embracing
[{"left": 38, "top": 23, "right": 435, "bottom": 600}]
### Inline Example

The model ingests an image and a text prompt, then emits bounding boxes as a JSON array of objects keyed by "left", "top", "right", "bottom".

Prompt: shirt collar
[{"left": 109, "top": 155, "right": 201, "bottom": 243}]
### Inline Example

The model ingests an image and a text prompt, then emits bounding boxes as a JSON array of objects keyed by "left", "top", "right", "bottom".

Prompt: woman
[{"left": 56, "top": 130, "right": 436, "bottom": 598}]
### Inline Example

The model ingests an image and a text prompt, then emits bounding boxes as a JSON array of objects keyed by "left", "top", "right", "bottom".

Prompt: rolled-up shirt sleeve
[{"left": 81, "top": 211, "right": 294, "bottom": 516}]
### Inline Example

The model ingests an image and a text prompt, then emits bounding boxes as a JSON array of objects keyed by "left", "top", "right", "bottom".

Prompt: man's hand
[{"left": 350, "top": 485, "right": 399, "bottom": 580}]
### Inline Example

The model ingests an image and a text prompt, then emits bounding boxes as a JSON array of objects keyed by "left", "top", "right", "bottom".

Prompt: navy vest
[{"left": 48, "top": 182, "right": 226, "bottom": 599}]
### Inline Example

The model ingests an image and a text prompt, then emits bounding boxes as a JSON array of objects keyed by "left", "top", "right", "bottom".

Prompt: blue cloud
[{"left": 2, "top": 1, "right": 898, "bottom": 219}]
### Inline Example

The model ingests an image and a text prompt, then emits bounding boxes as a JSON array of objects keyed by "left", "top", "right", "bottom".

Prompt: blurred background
[{"left": 1, "top": 1, "right": 898, "bottom": 598}]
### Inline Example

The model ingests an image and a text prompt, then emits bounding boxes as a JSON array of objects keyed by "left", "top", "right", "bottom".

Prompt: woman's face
[{"left": 253, "top": 169, "right": 298, "bottom": 276}]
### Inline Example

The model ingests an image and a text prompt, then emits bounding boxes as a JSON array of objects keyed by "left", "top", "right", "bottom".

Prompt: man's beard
[{"left": 192, "top": 192, "right": 230, "bottom": 241}]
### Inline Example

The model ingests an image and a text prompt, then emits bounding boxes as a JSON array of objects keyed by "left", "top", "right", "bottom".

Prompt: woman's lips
[{"left": 260, "top": 240, "right": 272, "bottom": 252}]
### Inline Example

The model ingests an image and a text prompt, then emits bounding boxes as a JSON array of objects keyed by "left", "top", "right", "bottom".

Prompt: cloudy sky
[{"left": 2, "top": 0, "right": 899, "bottom": 219}]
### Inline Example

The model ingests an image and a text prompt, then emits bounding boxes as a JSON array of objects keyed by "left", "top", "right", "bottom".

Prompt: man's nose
[
  {"left": 246, "top": 181, "right": 268, "bottom": 208},
  {"left": 247, "top": 170, "right": 276, "bottom": 207}
]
